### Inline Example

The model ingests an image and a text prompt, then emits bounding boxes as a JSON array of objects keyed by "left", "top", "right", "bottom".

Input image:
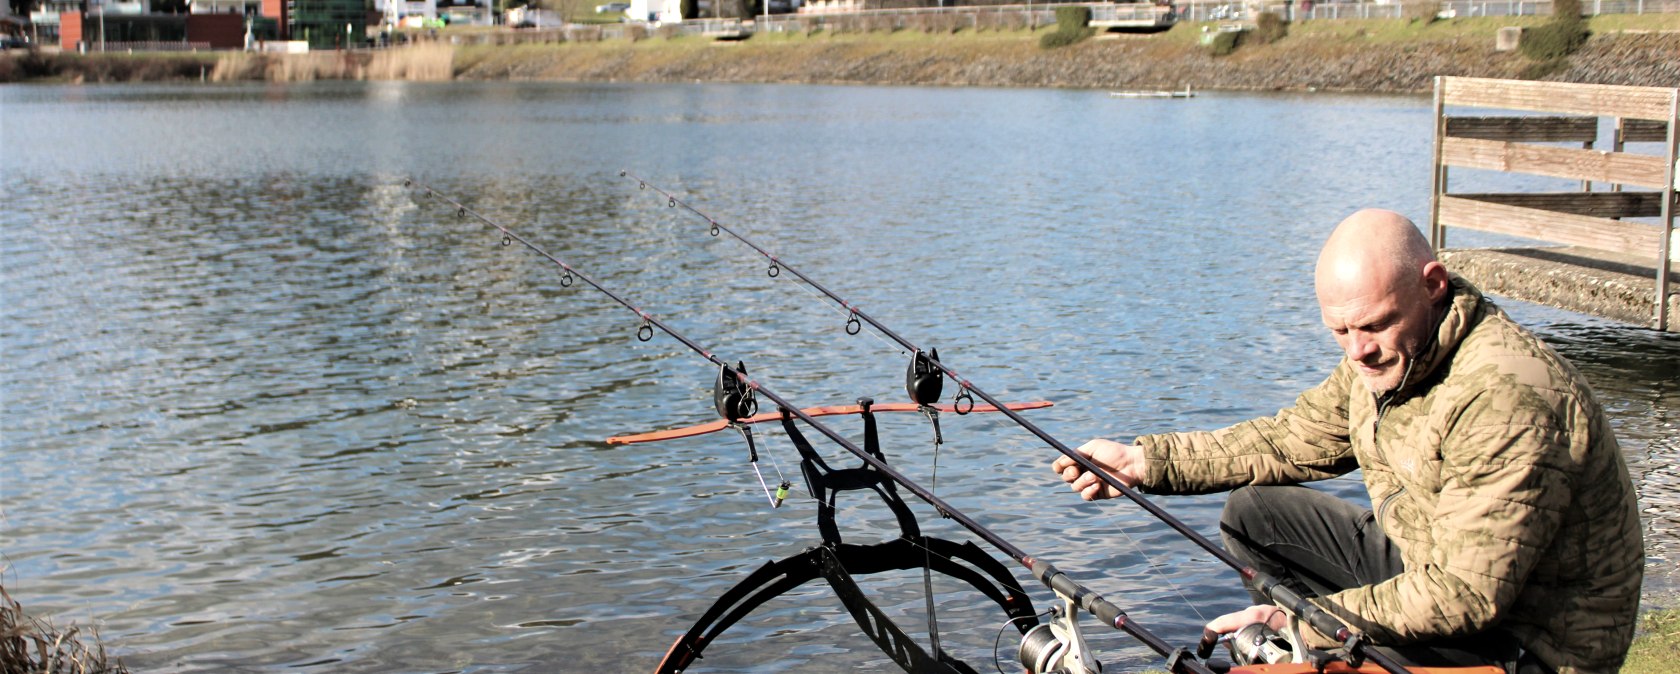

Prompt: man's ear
[{"left": 1421, "top": 261, "right": 1450, "bottom": 302}]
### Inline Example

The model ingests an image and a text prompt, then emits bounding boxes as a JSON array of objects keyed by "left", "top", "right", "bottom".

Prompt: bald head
[
  {"left": 1314, "top": 209, "right": 1449, "bottom": 393},
  {"left": 1315, "top": 209, "right": 1437, "bottom": 298}
]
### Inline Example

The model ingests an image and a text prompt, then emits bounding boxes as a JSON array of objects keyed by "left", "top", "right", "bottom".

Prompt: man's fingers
[
  {"left": 1205, "top": 605, "right": 1280, "bottom": 635},
  {"left": 1077, "top": 478, "right": 1107, "bottom": 501}
]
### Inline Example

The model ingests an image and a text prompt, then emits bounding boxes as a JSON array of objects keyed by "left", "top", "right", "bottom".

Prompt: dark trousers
[{"left": 1218, "top": 485, "right": 1553, "bottom": 673}]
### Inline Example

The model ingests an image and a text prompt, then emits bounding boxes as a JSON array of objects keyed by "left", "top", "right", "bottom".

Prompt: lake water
[{"left": 2, "top": 80, "right": 1676, "bottom": 673}]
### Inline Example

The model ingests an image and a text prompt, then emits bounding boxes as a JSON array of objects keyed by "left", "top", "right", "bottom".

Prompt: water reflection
[
  {"left": 1538, "top": 320, "right": 1680, "bottom": 589},
  {"left": 1, "top": 81, "right": 1675, "bottom": 673}
]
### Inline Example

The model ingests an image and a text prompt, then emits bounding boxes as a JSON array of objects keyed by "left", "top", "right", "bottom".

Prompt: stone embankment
[
  {"left": 4, "top": 23, "right": 1677, "bottom": 92},
  {"left": 448, "top": 28, "right": 1680, "bottom": 93}
]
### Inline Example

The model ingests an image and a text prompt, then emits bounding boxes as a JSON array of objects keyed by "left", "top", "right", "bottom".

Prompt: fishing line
[
  {"left": 746, "top": 423, "right": 793, "bottom": 508},
  {"left": 625, "top": 172, "right": 1210, "bottom": 622},
  {"left": 992, "top": 609, "right": 1057, "bottom": 674},
  {"left": 404, "top": 178, "right": 1215, "bottom": 674},
  {"left": 626, "top": 174, "right": 907, "bottom": 357},
  {"left": 614, "top": 171, "right": 1413, "bottom": 674},
  {"left": 639, "top": 181, "right": 969, "bottom": 650},
  {"left": 627, "top": 172, "right": 960, "bottom": 649},
  {"left": 759, "top": 427, "right": 1043, "bottom": 610},
  {"left": 1112, "top": 517, "right": 1210, "bottom": 624},
  {"left": 785, "top": 274, "right": 906, "bottom": 356}
]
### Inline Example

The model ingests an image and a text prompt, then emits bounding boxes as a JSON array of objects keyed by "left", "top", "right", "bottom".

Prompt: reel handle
[{"left": 1196, "top": 628, "right": 1219, "bottom": 660}]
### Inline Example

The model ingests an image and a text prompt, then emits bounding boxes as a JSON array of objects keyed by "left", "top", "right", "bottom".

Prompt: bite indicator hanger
[
  {"left": 906, "top": 348, "right": 946, "bottom": 447},
  {"left": 715, "top": 360, "right": 758, "bottom": 423},
  {"left": 715, "top": 361, "right": 789, "bottom": 508}
]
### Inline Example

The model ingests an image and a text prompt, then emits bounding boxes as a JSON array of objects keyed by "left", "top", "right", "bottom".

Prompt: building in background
[
  {"left": 30, "top": 0, "right": 150, "bottom": 46},
  {"left": 626, "top": 0, "right": 679, "bottom": 22},
  {"left": 375, "top": 0, "right": 491, "bottom": 26},
  {"left": 286, "top": 0, "right": 367, "bottom": 47}
]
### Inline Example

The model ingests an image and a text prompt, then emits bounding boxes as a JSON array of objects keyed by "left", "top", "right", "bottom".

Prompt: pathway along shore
[{"left": 4, "top": 16, "right": 1678, "bottom": 92}]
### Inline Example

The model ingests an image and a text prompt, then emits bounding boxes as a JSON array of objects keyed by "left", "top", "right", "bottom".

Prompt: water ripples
[{"left": 3, "top": 82, "right": 1676, "bottom": 672}]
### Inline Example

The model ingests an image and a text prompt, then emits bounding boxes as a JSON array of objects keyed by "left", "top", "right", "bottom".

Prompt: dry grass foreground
[
  {"left": 0, "top": 586, "right": 128, "bottom": 674},
  {"left": 1134, "top": 607, "right": 1680, "bottom": 673},
  {"left": 0, "top": 577, "right": 1672, "bottom": 671}
]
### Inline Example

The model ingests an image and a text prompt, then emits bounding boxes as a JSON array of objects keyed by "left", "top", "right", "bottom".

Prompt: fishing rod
[
  {"left": 403, "top": 179, "right": 1217, "bottom": 674},
  {"left": 618, "top": 171, "right": 1412, "bottom": 674}
]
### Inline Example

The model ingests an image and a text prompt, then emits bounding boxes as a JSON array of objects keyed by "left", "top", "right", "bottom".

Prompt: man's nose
[{"left": 1347, "top": 331, "right": 1378, "bottom": 360}]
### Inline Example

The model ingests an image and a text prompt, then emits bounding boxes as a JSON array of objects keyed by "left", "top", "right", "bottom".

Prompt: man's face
[{"left": 1318, "top": 271, "right": 1437, "bottom": 394}]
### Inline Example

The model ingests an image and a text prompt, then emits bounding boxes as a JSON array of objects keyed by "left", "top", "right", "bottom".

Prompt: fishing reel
[
  {"left": 1224, "top": 620, "right": 1299, "bottom": 666},
  {"left": 1016, "top": 594, "right": 1102, "bottom": 674},
  {"left": 1213, "top": 611, "right": 1306, "bottom": 667}
]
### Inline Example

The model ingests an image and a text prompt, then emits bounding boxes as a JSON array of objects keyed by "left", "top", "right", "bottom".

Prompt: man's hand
[
  {"left": 1205, "top": 604, "right": 1287, "bottom": 636},
  {"left": 1052, "top": 439, "right": 1146, "bottom": 501}
]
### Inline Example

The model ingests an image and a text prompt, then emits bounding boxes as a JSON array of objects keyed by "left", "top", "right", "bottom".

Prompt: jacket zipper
[
  {"left": 1376, "top": 486, "right": 1406, "bottom": 530},
  {"left": 1372, "top": 391, "right": 1402, "bottom": 529}
]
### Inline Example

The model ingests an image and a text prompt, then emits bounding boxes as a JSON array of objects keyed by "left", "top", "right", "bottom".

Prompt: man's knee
[
  {"left": 1220, "top": 485, "right": 1277, "bottom": 535},
  {"left": 1220, "top": 485, "right": 1275, "bottom": 559}
]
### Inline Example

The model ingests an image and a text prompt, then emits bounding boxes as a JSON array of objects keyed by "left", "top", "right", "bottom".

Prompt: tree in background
[
  {"left": 546, "top": 0, "right": 586, "bottom": 23},
  {"left": 1038, "top": 6, "right": 1092, "bottom": 48},
  {"left": 1520, "top": 0, "right": 1588, "bottom": 61}
]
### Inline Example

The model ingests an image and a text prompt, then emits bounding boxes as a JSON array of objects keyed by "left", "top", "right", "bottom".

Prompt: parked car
[{"left": 594, "top": 2, "right": 629, "bottom": 12}]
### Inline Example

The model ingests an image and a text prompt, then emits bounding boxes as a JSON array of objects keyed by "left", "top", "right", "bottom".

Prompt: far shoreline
[{"left": 3, "top": 13, "right": 1678, "bottom": 92}]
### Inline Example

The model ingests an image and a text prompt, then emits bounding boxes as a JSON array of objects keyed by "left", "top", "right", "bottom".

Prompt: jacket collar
[{"left": 1393, "top": 274, "right": 1483, "bottom": 395}]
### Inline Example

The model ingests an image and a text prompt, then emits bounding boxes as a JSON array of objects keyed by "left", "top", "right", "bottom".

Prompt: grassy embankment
[
  {"left": 3, "top": 12, "right": 1676, "bottom": 88},
  {"left": 442, "top": 12, "right": 1680, "bottom": 91},
  {"left": 1623, "top": 606, "right": 1680, "bottom": 673}
]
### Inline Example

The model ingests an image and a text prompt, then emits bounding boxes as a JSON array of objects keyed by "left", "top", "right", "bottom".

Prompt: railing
[
  {"left": 703, "top": 0, "right": 1675, "bottom": 32},
  {"left": 83, "top": 40, "right": 213, "bottom": 52},
  {"left": 1179, "top": 0, "right": 1680, "bottom": 21},
  {"left": 419, "top": 0, "right": 1680, "bottom": 47},
  {"left": 1429, "top": 76, "right": 1679, "bottom": 330},
  {"left": 683, "top": 17, "right": 749, "bottom": 35},
  {"left": 1090, "top": 3, "right": 1178, "bottom": 22},
  {"left": 761, "top": 3, "right": 1057, "bottom": 32}
]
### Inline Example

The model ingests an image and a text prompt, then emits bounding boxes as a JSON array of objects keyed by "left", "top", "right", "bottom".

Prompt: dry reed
[
  {"left": 0, "top": 585, "right": 128, "bottom": 674},
  {"left": 362, "top": 44, "right": 455, "bottom": 81},
  {"left": 208, "top": 44, "right": 454, "bottom": 82}
]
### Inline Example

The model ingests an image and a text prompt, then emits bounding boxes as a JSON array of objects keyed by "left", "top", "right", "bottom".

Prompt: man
[{"left": 1053, "top": 209, "right": 1642, "bottom": 673}]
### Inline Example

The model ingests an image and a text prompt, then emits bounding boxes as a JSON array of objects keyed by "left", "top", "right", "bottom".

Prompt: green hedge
[
  {"left": 1039, "top": 29, "right": 1091, "bottom": 48},
  {"left": 1040, "top": 5, "right": 1094, "bottom": 48},
  {"left": 1253, "top": 11, "right": 1287, "bottom": 44},
  {"left": 1519, "top": 0, "right": 1587, "bottom": 60},
  {"left": 1054, "top": 6, "right": 1090, "bottom": 32},
  {"left": 1519, "top": 22, "right": 1589, "bottom": 60},
  {"left": 1208, "top": 29, "right": 1242, "bottom": 56}
]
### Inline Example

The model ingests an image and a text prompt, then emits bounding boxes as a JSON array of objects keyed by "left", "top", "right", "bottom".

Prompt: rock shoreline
[
  {"left": 452, "top": 29, "right": 1680, "bottom": 94},
  {"left": 5, "top": 25, "right": 1676, "bottom": 92}
]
